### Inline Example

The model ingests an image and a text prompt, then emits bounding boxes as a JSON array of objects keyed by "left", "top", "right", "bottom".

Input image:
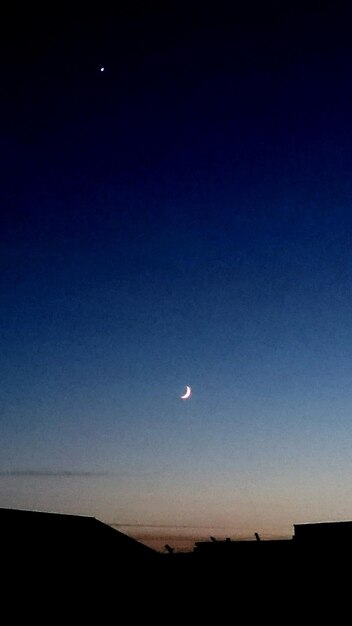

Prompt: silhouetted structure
[
  {"left": 194, "top": 537, "right": 292, "bottom": 558},
  {"left": 1, "top": 508, "right": 168, "bottom": 616},
  {"left": 294, "top": 520, "right": 352, "bottom": 544},
  {"left": 1, "top": 507, "right": 159, "bottom": 588},
  {"left": 4, "top": 506, "right": 352, "bottom": 607},
  {"left": 1, "top": 507, "right": 156, "bottom": 556}
]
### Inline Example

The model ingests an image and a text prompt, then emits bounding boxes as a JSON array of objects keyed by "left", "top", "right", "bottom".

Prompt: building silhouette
[
  {"left": 1, "top": 506, "right": 160, "bottom": 595},
  {"left": 293, "top": 520, "right": 352, "bottom": 544},
  {"left": 0, "top": 507, "right": 157, "bottom": 560},
  {"left": 2, "top": 507, "right": 351, "bottom": 617}
]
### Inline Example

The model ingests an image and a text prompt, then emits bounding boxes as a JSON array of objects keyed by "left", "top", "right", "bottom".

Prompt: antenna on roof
[
  {"left": 255, "top": 532, "right": 261, "bottom": 542},
  {"left": 165, "top": 544, "right": 174, "bottom": 554}
]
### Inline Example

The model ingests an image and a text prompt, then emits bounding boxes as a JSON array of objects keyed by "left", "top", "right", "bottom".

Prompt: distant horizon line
[{"left": 110, "top": 522, "right": 288, "bottom": 532}]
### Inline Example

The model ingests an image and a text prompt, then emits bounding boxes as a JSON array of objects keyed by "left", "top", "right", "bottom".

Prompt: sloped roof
[{"left": 0, "top": 507, "right": 157, "bottom": 561}]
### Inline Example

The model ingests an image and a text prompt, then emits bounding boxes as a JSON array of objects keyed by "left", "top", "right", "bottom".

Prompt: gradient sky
[{"left": 2, "top": 3, "right": 352, "bottom": 549}]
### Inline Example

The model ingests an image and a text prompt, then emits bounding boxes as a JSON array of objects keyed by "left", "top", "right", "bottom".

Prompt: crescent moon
[{"left": 180, "top": 386, "right": 192, "bottom": 400}]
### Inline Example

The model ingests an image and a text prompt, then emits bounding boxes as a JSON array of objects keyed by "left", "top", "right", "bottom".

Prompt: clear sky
[{"left": 2, "top": 2, "right": 352, "bottom": 550}]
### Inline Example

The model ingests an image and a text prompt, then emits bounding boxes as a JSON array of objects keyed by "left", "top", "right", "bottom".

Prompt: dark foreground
[
  {"left": 4, "top": 540, "right": 351, "bottom": 621},
  {"left": 2, "top": 508, "right": 350, "bottom": 620}
]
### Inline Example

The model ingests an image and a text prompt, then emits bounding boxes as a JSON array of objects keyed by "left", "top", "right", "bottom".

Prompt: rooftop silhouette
[{"left": 2, "top": 507, "right": 350, "bottom": 616}]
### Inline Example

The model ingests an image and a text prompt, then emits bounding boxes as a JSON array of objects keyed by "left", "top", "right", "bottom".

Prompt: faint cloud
[{"left": 0, "top": 469, "right": 111, "bottom": 477}]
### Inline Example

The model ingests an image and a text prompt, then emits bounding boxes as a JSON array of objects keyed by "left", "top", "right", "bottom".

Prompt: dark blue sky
[{"left": 2, "top": 2, "right": 352, "bottom": 543}]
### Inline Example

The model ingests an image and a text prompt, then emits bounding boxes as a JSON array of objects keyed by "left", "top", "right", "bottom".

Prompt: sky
[{"left": 2, "top": 2, "right": 352, "bottom": 551}]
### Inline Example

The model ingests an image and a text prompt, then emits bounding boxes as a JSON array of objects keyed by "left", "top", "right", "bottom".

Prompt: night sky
[{"left": 2, "top": 2, "right": 352, "bottom": 549}]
